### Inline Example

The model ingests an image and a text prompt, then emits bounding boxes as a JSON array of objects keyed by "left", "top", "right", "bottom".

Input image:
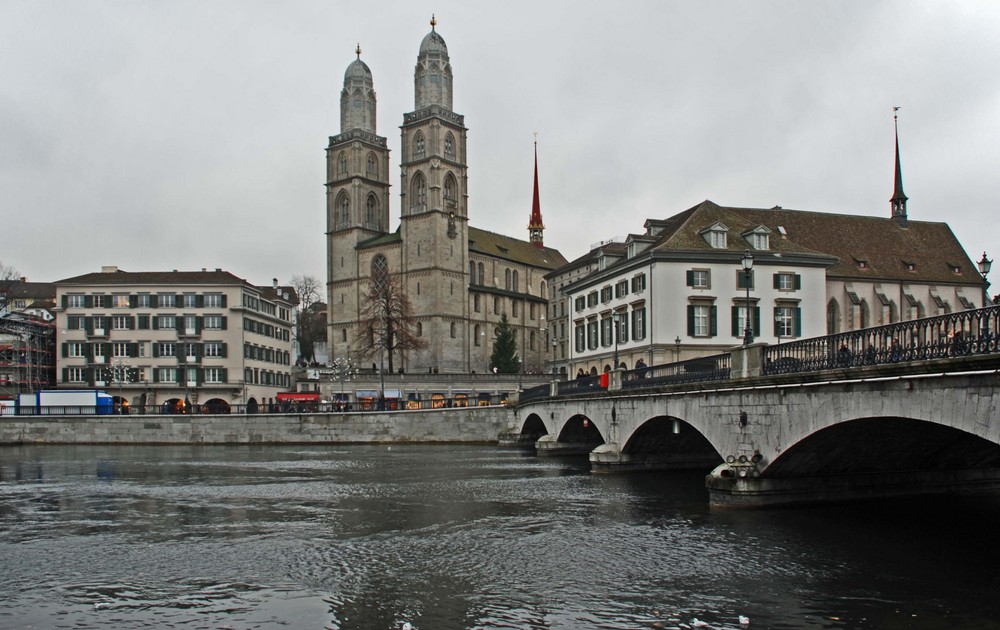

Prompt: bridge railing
[
  {"left": 519, "top": 383, "right": 552, "bottom": 404},
  {"left": 622, "top": 353, "right": 731, "bottom": 389},
  {"left": 556, "top": 375, "right": 603, "bottom": 396},
  {"left": 764, "top": 304, "right": 1000, "bottom": 375}
]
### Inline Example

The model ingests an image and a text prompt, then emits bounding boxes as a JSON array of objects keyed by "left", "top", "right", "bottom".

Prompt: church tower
[
  {"left": 326, "top": 46, "right": 391, "bottom": 361},
  {"left": 399, "top": 16, "right": 471, "bottom": 371},
  {"left": 890, "top": 107, "right": 908, "bottom": 226}
]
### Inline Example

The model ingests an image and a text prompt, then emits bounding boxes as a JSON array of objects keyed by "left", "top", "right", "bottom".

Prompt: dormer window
[
  {"left": 627, "top": 242, "right": 635, "bottom": 258},
  {"left": 903, "top": 260, "right": 916, "bottom": 272},
  {"left": 743, "top": 225, "right": 772, "bottom": 251},
  {"left": 701, "top": 222, "right": 729, "bottom": 249},
  {"left": 598, "top": 255, "right": 607, "bottom": 271}
]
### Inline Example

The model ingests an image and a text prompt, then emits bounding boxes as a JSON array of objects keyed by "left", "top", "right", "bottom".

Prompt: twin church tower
[{"left": 326, "top": 18, "right": 567, "bottom": 374}]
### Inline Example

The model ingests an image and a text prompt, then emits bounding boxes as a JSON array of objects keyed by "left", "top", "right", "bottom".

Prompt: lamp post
[
  {"left": 978, "top": 252, "right": 992, "bottom": 307},
  {"left": 674, "top": 335, "right": 681, "bottom": 362},
  {"left": 612, "top": 311, "right": 620, "bottom": 370},
  {"left": 741, "top": 250, "right": 754, "bottom": 345}
]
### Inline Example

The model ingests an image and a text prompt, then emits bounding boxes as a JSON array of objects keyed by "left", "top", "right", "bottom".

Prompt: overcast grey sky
[{"left": 3, "top": 1, "right": 999, "bottom": 288}]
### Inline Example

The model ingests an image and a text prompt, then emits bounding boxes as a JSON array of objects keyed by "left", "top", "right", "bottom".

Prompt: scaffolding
[{"left": 0, "top": 315, "right": 56, "bottom": 397}]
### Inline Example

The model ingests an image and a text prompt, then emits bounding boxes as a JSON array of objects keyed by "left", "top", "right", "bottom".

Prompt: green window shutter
[
  {"left": 149, "top": 295, "right": 158, "bottom": 309},
  {"left": 773, "top": 273, "right": 780, "bottom": 289},
  {"left": 152, "top": 316, "right": 159, "bottom": 330},
  {"left": 753, "top": 307, "right": 760, "bottom": 336},
  {"left": 794, "top": 307, "right": 802, "bottom": 337},
  {"left": 709, "top": 306, "right": 718, "bottom": 337},
  {"left": 687, "top": 305, "right": 695, "bottom": 336},
  {"left": 686, "top": 270, "right": 694, "bottom": 287},
  {"left": 61, "top": 343, "right": 68, "bottom": 358},
  {"left": 176, "top": 318, "right": 183, "bottom": 333},
  {"left": 84, "top": 317, "right": 94, "bottom": 334},
  {"left": 138, "top": 315, "right": 149, "bottom": 330},
  {"left": 195, "top": 316, "right": 203, "bottom": 333},
  {"left": 220, "top": 343, "right": 228, "bottom": 358},
  {"left": 62, "top": 367, "right": 68, "bottom": 382},
  {"left": 772, "top": 307, "right": 779, "bottom": 336},
  {"left": 221, "top": 316, "right": 228, "bottom": 330},
  {"left": 152, "top": 344, "right": 159, "bottom": 358},
  {"left": 61, "top": 295, "right": 68, "bottom": 308},
  {"left": 127, "top": 316, "right": 135, "bottom": 330},
  {"left": 731, "top": 306, "right": 739, "bottom": 337},
  {"left": 794, "top": 274, "right": 802, "bottom": 290},
  {"left": 84, "top": 295, "right": 94, "bottom": 308},
  {"left": 129, "top": 295, "right": 137, "bottom": 308},
  {"left": 152, "top": 369, "right": 159, "bottom": 383},
  {"left": 196, "top": 295, "right": 204, "bottom": 308},
  {"left": 221, "top": 295, "right": 228, "bottom": 307}
]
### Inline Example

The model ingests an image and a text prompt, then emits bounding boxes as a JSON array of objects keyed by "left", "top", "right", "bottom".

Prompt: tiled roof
[
  {"left": 0, "top": 281, "right": 55, "bottom": 300},
  {"left": 468, "top": 227, "right": 567, "bottom": 270},
  {"left": 636, "top": 200, "right": 979, "bottom": 285},
  {"left": 55, "top": 269, "right": 247, "bottom": 286}
]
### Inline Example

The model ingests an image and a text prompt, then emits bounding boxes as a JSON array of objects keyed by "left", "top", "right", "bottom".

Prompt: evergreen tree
[{"left": 490, "top": 313, "right": 520, "bottom": 374}]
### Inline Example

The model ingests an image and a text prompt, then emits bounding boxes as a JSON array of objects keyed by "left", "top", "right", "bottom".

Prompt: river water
[{"left": 1, "top": 444, "right": 999, "bottom": 630}]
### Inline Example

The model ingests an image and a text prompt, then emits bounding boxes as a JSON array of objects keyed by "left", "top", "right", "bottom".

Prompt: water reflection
[{"left": 2, "top": 444, "right": 1000, "bottom": 629}]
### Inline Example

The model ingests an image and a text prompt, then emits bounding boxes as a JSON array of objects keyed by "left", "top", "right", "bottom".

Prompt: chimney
[
  {"left": 101, "top": 265, "right": 118, "bottom": 274},
  {"left": 272, "top": 278, "right": 278, "bottom": 289}
]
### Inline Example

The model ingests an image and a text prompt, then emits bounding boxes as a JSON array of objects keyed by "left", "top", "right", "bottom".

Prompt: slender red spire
[{"left": 528, "top": 138, "right": 545, "bottom": 247}]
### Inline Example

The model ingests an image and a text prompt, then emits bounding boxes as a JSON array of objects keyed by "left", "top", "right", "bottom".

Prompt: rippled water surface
[{"left": 2, "top": 444, "right": 1000, "bottom": 629}]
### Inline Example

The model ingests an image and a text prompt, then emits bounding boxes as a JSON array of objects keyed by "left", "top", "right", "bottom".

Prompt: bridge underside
[{"left": 709, "top": 417, "right": 1000, "bottom": 508}]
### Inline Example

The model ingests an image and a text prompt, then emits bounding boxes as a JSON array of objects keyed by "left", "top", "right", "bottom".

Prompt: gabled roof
[
  {"left": 646, "top": 199, "right": 980, "bottom": 284},
  {"left": 468, "top": 227, "right": 567, "bottom": 270},
  {"left": 55, "top": 268, "right": 247, "bottom": 286},
  {"left": 0, "top": 280, "right": 55, "bottom": 300}
]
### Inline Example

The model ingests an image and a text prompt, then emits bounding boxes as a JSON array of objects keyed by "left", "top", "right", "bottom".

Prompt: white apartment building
[{"left": 53, "top": 267, "right": 297, "bottom": 413}]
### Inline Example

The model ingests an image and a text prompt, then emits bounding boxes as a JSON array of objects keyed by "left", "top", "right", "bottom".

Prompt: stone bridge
[{"left": 511, "top": 347, "right": 1000, "bottom": 508}]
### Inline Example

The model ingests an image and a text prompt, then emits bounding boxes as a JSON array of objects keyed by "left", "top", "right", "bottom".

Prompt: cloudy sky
[{"left": 3, "top": 1, "right": 999, "bottom": 288}]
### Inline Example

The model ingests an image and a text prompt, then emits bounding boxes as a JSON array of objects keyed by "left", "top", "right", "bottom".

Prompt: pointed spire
[
  {"left": 891, "top": 106, "right": 908, "bottom": 224},
  {"left": 529, "top": 134, "right": 545, "bottom": 248},
  {"left": 431, "top": 14, "right": 437, "bottom": 31}
]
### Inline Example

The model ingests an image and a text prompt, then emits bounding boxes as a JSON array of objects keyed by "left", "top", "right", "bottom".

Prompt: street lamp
[
  {"left": 978, "top": 252, "right": 992, "bottom": 307},
  {"left": 741, "top": 250, "right": 754, "bottom": 345},
  {"left": 612, "top": 311, "right": 620, "bottom": 369}
]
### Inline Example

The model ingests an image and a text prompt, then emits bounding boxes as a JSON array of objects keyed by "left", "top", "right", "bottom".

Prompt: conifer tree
[{"left": 490, "top": 313, "right": 520, "bottom": 374}]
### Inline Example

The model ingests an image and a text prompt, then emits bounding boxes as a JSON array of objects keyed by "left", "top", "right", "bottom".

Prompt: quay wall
[{"left": 0, "top": 406, "right": 516, "bottom": 445}]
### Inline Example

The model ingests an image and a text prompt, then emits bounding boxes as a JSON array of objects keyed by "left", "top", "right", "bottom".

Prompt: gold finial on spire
[
  {"left": 431, "top": 14, "right": 437, "bottom": 30},
  {"left": 893, "top": 105, "right": 900, "bottom": 122},
  {"left": 533, "top": 131, "right": 538, "bottom": 147},
  {"left": 356, "top": 43, "right": 361, "bottom": 59}
]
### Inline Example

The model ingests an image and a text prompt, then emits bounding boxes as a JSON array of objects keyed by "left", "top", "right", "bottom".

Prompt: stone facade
[{"left": 327, "top": 19, "right": 567, "bottom": 375}]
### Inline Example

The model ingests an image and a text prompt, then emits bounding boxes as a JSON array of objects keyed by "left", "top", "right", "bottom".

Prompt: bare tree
[
  {"left": 289, "top": 275, "right": 324, "bottom": 363},
  {"left": 0, "top": 261, "right": 21, "bottom": 315},
  {"left": 355, "top": 268, "right": 425, "bottom": 373}
]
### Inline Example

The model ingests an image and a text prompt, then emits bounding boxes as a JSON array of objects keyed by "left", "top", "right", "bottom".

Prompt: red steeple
[{"left": 528, "top": 139, "right": 545, "bottom": 247}]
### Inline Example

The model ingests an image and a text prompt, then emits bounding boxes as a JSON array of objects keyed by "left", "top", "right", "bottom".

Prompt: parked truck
[{"left": 15, "top": 390, "right": 115, "bottom": 415}]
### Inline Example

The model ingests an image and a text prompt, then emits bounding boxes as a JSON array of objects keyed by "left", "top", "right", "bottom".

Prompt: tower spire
[
  {"left": 891, "top": 106, "right": 908, "bottom": 225},
  {"left": 528, "top": 134, "right": 545, "bottom": 248}
]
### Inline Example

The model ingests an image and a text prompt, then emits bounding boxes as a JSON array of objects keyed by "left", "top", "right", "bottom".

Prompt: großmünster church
[{"left": 326, "top": 18, "right": 567, "bottom": 374}]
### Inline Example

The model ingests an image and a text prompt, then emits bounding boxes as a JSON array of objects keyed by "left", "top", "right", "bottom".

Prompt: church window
[
  {"left": 469, "top": 262, "right": 476, "bottom": 284},
  {"left": 337, "top": 193, "right": 350, "bottom": 228},
  {"left": 474, "top": 294, "right": 481, "bottom": 312},
  {"left": 512, "top": 270, "right": 519, "bottom": 292},
  {"left": 450, "top": 322, "right": 456, "bottom": 338},
  {"left": 444, "top": 133, "right": 455, "bottom": 159},
  {"left": 494, "top": 296, "right": 501, "bottom": 314},
  {"left": 530, "top": 331, "right": 536, "bottom": 351},
  {"left": 338, "top": 152, "right": 347, "bottom": 175},
  {"left": 411, "top": 173, "right": 427, "bottom": 211},
  {"left": 416, "top": 282, "right": 421, "bottom": 295},
  {"left": 444, "top": 174, "right": 456, "bottom": 202},
  {"left": 371, "top": 254, "right": 389, "bottom": 294},
  {"left": 504, "top": 269, "right": 511, "bottom": 290},
  {"left": 474, "top": 324, "right": 482, "bottom": 346},
  {"left": 826, "top": 299, "right": 840, "bottom": 334},
  {"left": 513, "top": 301, "right": 520, "bottom": 318},
  {"left": 416, "top": 322, "right": 423, "bottom": 337},
  {"left": 414, "top": 132, "right": 425, "bottom": 159},
  {"left": 366, "top": 194, "right": 379, "bottom": 229},
  {"left": 366, "top": 153, "right": 378, "bottom": 178},
  {"left": 341, "top": 329, "right": 347, "bottom": 342},
  {"left": 478, "top": 263, "right": 484, "bottom": 286}
]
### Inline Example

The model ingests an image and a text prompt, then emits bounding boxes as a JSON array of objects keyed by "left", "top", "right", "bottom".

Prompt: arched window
[
  {"left": 512, "top": 270, "right": 519, "bottom": 292},
  {"left": 366, "top": 194, "right": 379, "bottom": 229},
  {"left": 469, "top": 261, "right": 476, "bottom": 284},
  {"left": 474, "top": 294, "right": 481, "bottom": 312},
  {"left": 505, "top": 269, "right": 511, "bottom": 290},
  {"left": 414, "top": 132, "right": 425, "bottom": 159},
  {"left": 443, "top": 174, "right": 456, "bottom": 202},
  {"left": 827, "top": 299, "right": 840, "bottom": 334},
  {"left": 411, "top": 173, "right": 427, "bottom": 211},
  {"left": 478, "top": 263, "right": 484, "bottom": 286},
  {"left": 474, "top": 324, "right": 482, "bottom": 346},
  {"left": 529, "top": 330, "right": 536, "bottom": 351},
  {"left": 338, "top": 152, "right": 347, "bottom": 175},
  {"left": 336, "top": 192, "right": 350, "bottom": 228},
  {"left": 450, "top": 322, "right": 456, "bottom": 338},
  {"left": 416, "top": 322, "right": 423, "bottom": 336},
  {"left": 444, "top": 132, "right": 455, "bottom": 159},
  {"left": 366, "top": 153, "right": 378, "bottom": 177},
  {"left": 540, "top": 281, "right": 547, "bottom": 299}
]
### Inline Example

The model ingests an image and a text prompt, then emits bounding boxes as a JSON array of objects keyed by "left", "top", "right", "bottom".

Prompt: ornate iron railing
[
  {"left": 556, "top": 375, "right": 603, "bottom": 396},
  {"left": 764, "top": 305, "right": 1000, "bottom": 375},
  {"left": 621, "top": 353, "right": 732, "bottom": 389},
  {"left": 518, "top": 383, "right": 551, "bottom": 404}
]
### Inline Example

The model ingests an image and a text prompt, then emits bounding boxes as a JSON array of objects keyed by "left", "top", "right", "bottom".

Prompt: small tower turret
[{"left": 890, "top": 106, "right": 908, "bottom": 226}]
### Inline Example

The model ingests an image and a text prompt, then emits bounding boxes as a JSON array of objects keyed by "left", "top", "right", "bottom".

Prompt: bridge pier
[
  {"left": 590, "top": 442, "right": 721, "bottom": 473},
  {"left": 534, "top": 434, "right": 596, "bottom": 457},
  {"left": 707, "top": 465, "right": 1000, "bottom": 508}
]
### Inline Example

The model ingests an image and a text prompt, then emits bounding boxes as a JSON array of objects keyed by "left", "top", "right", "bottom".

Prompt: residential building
[{"left": 53, "top": 267, "right": 297, "bottom": 413}]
